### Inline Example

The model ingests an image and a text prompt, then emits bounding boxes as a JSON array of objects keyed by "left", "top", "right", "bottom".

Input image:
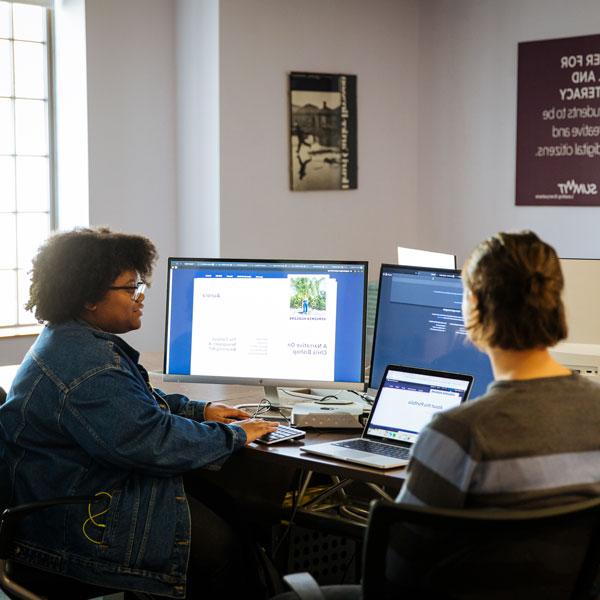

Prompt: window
[{"left": 0, "top": 0, "right": 53, "bottom": 331}]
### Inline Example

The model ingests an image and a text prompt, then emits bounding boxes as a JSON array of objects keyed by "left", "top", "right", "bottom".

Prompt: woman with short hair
[
  {"left": 398, "top": 230, "right": 600, "bottom": 509},
  {"left": 0, "top": 227, "right": 277, "bottom": 599},
  {"left": 391, "top": 231, "right": 600, "bottom": 598}
]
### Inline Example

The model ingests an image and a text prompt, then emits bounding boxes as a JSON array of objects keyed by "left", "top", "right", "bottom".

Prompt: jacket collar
[{"left": 70, "top": 318, "right": 141, "bottom": 364}]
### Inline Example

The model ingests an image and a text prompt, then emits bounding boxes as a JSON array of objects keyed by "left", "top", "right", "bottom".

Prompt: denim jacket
[{"left": 0, "top": 320, "right": 247, "bottom": 598}]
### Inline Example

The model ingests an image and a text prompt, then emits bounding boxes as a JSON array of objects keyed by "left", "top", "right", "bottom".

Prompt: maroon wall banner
[{"left": 516, "top": 34, "right": 600, "bottom": 206}]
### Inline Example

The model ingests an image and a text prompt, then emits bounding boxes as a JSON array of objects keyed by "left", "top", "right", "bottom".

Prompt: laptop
[{"left": 301, "top": 364, "right": 473, "bottom": 469}]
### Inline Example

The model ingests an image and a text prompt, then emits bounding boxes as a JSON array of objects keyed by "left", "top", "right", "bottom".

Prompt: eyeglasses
[{"left": 109, "top": 281, "right": 147, "bottom": 301}]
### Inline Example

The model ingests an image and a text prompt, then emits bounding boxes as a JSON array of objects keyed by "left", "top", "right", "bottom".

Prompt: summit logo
[{"left": 557, "top": 180, "right": 598, "bottom": 195}]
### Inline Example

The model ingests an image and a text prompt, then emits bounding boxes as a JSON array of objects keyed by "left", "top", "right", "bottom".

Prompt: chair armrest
[
  {"left": 0, "top": 496, "right": 92, "bottom": 558},
  {"left": 283, "top": 572, "right": 325, "bottom": 600}
]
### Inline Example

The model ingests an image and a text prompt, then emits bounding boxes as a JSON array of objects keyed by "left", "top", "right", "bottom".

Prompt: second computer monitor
[
  {"left": 560, "top": 258, "right": 600, "bottom": 344},
  {"left": 163, "top": 259, "right": 368, "bottom": 400},
  {"left": 369, "top": 264, "right": 494, "bottom": 399}
]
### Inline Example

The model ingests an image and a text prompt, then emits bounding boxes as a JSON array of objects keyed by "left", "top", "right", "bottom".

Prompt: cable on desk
[
  {"left": 249, "top": 398, "right": 292, "bottom": 425},
  {"left": 348, "top": 390, "right": 374, "bottom": 405},
  {"left": 281, "top": 388, "right": 358, "bottom": 406},
  {"left": 280, "top": 389, "right": 322, "bottom": 400},
  {"left": 235, "top": 400, "right": 293, "bottom": 415},
  {"left": 313, "top": 395, "right": 352, "bottom": 405}
]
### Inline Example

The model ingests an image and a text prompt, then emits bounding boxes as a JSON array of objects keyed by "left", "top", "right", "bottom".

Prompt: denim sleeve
[
  {"left": 153, "top": 387, "right": 208, "bottom": 421},
  {"left": 61, "top": 367, "right": 247, "bottom": 477}
]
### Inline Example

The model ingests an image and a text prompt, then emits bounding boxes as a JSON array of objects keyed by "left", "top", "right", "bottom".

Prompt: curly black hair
[{"left": 26, "top": 227, "right": 158, "bottom": 324}]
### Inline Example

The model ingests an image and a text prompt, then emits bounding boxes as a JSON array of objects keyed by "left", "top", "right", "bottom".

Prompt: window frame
[{"left": 0, "top": 0, "right": 55, "bottom": 336}]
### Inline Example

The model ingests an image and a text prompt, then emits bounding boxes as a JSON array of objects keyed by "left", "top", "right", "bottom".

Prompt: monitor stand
[
  {"left": 263, "top": 386, "right": 281, "bottom": 405},
  {"left": 262, "top": 386, "right": 313, "bottom": 408}
]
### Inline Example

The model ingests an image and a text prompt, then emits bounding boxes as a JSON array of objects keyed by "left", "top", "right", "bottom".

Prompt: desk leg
[
  {"left": 291, "top": 474, "right": 400, "bottom": 529},
  {"left": 296, "top": 470, "right": 313, "bottom": 505},
  {"left": 365, "top": 482, "right": 395, "bottom": 502},
  {"left": 300, "top": 477, "right": 353, "bottom": 510}
]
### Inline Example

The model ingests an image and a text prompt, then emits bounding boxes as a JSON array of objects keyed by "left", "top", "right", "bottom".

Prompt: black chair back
[
  {"left": 363, "top": 498, "right": 600, "bottom": 600},
  {"left": 0, "top": 496, "right": 96, "bottom": 600}
]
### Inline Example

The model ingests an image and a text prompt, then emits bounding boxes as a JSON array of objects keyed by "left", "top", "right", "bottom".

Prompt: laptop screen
[{"left": 365, "top": 366, "right": 472, "bottom": 444}]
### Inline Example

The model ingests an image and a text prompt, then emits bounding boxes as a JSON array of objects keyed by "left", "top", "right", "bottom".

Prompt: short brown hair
[
  {"left": 463, "top": 230, "right": 567, "bottom": 350},
  {"left": 26, "top": 227, "right": 157, "bottom": 324}
]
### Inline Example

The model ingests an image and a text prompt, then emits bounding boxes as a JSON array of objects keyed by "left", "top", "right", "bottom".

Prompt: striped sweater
[
  {"left": 398, "top": 373, "right": 600, "bottom": 509},
  {"left": 389, "top": 373, "right": 600, "bottom": 599}
]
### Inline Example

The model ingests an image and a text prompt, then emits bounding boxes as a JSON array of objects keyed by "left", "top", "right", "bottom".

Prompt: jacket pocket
[{"left": 82, "top": 489, "right": 121, "bottom": 553}]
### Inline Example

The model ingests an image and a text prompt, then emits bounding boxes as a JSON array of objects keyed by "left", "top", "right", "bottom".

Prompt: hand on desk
[
  {"left": 205, "top": 403, "right": 251, "bottom": 423},
  {"left": 203, "top": 403, "right": 278, "bottom": 443},
  {"left": 234, "top": 419, "right": 279, "bottom": 444}
]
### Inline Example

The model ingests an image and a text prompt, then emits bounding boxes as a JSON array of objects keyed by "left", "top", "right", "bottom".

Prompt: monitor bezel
[
  {"left": 163, "top": 257, "right": 368, "bottom": 390},
  {"left": 368, "top": 263, "right": 462, "bottom": 391}
]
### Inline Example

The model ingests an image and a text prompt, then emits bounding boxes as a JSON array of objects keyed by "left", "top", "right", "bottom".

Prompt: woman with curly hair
[{"left": 0, "top": 227, "right": 277, "bottom": 599}]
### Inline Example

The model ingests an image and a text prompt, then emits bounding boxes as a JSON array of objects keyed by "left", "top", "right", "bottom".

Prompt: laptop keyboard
[{"left": 333, "top": 439, "right": 410, "bottom": 460}]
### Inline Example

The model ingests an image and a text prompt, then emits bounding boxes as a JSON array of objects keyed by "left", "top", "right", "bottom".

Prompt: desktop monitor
[
  {"left": 397, "top": 246, "right": 457, "bottom": 269},
  {"left": 164, "top": 258, "right": 368, "bottom": 404},
  {"left": 559, "top": 258, "right": 600, "bottom": 345},
  {"left": 369, "top": 264, "right": 494, "bottom": 399}
]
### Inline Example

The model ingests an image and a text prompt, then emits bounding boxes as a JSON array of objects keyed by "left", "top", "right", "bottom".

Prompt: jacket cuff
[
  {"left": 229, "top": 424, "right": 247, "bottom": 448},
  {"left": 184, "top": 400, "right": 209, "bottom": 421}
]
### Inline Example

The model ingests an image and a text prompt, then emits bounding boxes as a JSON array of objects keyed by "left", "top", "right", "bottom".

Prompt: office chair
[
  {"left": 0, "top": 496, "right": 128, "bottom": 600},
  {"left": 0, "top": 388, "right": 112, "bottom": 598},
  {"left": 274, "top": 497, "right": 600, "bottom": 600}
]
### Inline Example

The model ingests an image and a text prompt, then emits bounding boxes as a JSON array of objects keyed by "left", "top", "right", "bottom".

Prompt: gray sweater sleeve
[{"left": 397, "top": 413, "right": 479, "bottom": 508}]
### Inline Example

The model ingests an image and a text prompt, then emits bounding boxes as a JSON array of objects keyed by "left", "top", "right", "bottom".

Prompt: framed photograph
[{"left": 289, "top": 72, "right": 357, "bottom": 191}]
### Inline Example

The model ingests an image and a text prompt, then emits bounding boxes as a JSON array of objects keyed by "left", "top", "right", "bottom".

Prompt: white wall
[
  {"left": 417, "top": 0, "right": 600, "bottom": 264},
  {"left": 54, "top": 0, "right": 89, "bottom": 231},
  {"left": 7, "top": 0, "right": 598, "bottom": 366},
  {"left": 85, "top": 0, "right": 178, "bottom": 352},
  {"left": 1, "top": 0, "right": 177, "bottom": 364},
  {"left": 176, "top": 0, "right": 220, "bottom": 258},
  {"left": 0, "top": 336, "right": 37, "bottom": 366},
  {"left": 219, "top": 0, "right": 420, "bottom": 274}
]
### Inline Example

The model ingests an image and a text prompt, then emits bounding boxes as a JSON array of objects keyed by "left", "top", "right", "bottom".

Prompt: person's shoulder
[
  {"left": 427, "top": 389, "right": 505, "bottom": 439},
  {"left": 33, "top": 321, "right": 122, "bottom": 381},
  {"left": 438, "top": 373, "right": 600, "bottom": 425},
  {"left": 40, "top": 320, "right": 112, "bottom": 350},
  {"left": 552, "top": 373, "right": 600, "bottom": 404},
  {"left": 567, "top": 372, "right": 600, "bottom": 393}
]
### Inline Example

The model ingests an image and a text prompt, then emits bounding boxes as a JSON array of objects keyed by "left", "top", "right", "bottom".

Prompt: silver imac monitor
[
  {"left": 163, "top": 258, "right": 368, "bottom": 405},
  {"left": 397, "top": 246, "right": 457, "bottom": 269}
]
